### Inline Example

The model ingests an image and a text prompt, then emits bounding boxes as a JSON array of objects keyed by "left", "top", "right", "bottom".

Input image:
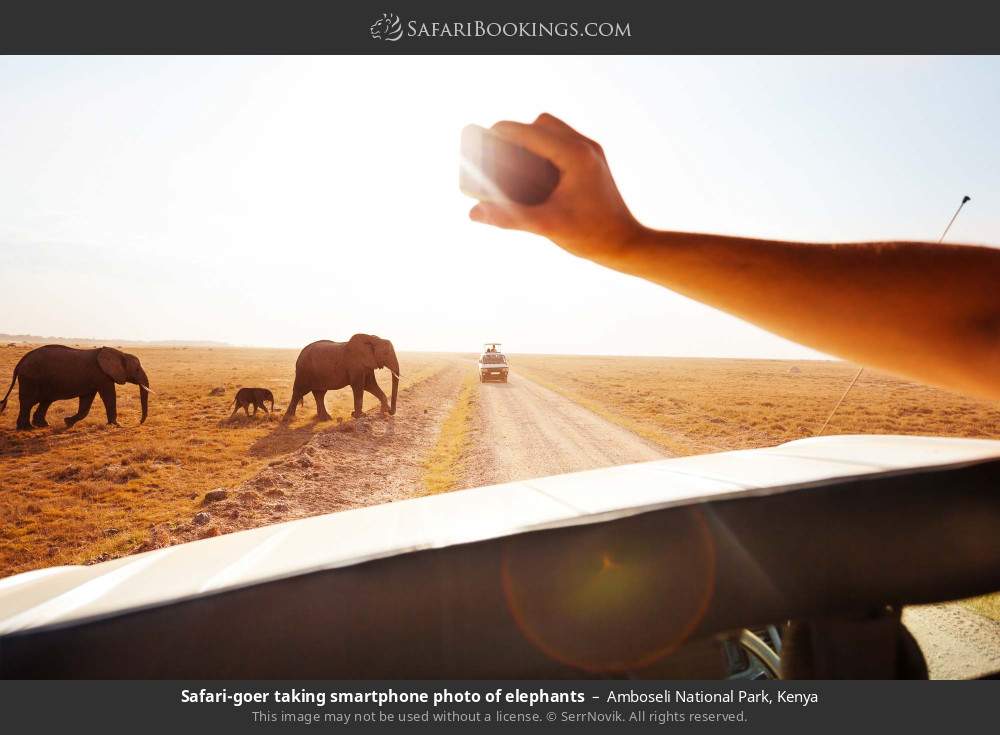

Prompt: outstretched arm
[{"left": 470, "top": 114, "right": 1000, "bottom": 400}]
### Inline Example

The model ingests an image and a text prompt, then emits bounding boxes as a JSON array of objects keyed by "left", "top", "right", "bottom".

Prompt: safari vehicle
[
  {"left": 0, "top": 434, "right": 997, "bottom": 679},
  {"left": 479, "top": 342, "right": 509, "bottom": 383}
]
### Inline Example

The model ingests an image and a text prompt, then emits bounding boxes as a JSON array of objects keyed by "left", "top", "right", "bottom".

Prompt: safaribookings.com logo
[
  {"left": 369, "top": 13, "right": 631, "bottom": 42},
  {"left": 370, "top": 12, "right": 403, "bottom": 41}
]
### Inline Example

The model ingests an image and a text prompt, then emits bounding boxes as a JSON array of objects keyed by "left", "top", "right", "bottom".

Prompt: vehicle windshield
[{"left": 3, "top": 57, "right": 1000, "bottom": 685}]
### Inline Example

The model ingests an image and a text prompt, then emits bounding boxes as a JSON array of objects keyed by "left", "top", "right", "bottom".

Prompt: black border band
[{"left": 4, "top": 0, "right": 1000, "bottom": 54}]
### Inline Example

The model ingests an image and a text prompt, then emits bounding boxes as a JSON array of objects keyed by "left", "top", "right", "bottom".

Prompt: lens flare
[{"left": 500, "top": 507, "right": 715, "bottom": 673}]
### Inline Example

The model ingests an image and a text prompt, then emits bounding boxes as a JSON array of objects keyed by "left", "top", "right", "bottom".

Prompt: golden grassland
[
  {"left": 964, "top": 595, "right": 1000, "bottom": 621},
  {"left": 422, "top": 371, "right": 478, "bottom": 495},
  {"left": 0, "top": 345, "right": 450, "bottom": 576},
  {"left": 513, "top": 355, "right": 1000, "bottom": 455}
]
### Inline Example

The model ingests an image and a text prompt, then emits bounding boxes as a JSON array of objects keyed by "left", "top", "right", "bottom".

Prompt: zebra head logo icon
[{"left": 370, "top": 12, "right": 403, "bottom": 41}]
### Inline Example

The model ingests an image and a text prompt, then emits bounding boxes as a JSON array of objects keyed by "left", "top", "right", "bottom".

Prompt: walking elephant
[
  {"left": 231, "top": 387, "right": 275, "bottom": 417},
  {"left": 284, "top": 334, "right": 400, "bottom": 421},
  {"left": 0, "top": 345, "right": 151, "bottom": 430}
]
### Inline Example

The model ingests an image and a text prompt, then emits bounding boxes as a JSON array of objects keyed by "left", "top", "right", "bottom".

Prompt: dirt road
[
  {"left": 903, "top": 604, "right": 1000, "bottom": 680},
  {"left": 464, "top": 372, "right": 668, "bottom": 485}
]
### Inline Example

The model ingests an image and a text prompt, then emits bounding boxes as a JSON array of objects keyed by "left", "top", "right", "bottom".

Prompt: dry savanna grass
[
  {"left": 0, "top": 345, "right": 450, "bottom": 576},
  {"left": 422, "top": 371, "right": 478, "bottom": 495},
  {"left": 513, "top": 355, "right": 1000, "bottom": 455}
]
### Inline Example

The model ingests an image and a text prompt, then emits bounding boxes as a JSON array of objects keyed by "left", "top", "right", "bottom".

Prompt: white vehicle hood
[{"left": 0, "top": 434, "right": 997, "bottom": 636}]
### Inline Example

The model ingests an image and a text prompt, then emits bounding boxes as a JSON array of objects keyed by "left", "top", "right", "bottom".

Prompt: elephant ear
[
  {"left": 347, "top": 334, "right": 378, "bottom": 371},
  {"left": 97, "top": 347, "right": 128, "bottom": 385}
]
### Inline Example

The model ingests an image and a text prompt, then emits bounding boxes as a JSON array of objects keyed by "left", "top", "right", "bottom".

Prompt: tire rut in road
[{"left": 464, "top": 372, "right": 668, "bottom": 487}]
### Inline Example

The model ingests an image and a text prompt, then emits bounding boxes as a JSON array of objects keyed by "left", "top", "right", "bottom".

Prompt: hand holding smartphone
[{"left": 459, "top": 124, "right": 560, "bottom": 205}]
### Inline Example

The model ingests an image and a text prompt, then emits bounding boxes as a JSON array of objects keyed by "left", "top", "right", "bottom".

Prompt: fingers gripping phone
[{"left": 460, "top": 125, "right": 561, "bottom": 205}]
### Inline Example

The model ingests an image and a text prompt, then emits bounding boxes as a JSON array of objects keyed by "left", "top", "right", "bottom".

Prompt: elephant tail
[{"left": 0, "top": 356, "right": 23, "bottom": 414}]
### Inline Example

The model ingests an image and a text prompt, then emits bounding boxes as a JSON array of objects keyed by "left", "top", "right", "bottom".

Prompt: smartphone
[{"left": 460, "top": 124, "right": 560, "bottom": 205}]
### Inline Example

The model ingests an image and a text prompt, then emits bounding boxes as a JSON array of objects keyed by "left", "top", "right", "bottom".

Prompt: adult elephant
[
  {"left": 0, "top": 345, "right": 151, "bottom": 430},
  {"left": 284, "top": 334, "right": 400, "bottom": 421}
]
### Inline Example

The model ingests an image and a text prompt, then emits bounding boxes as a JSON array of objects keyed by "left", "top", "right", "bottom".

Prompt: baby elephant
[{"left": 231, "top": 387, "right": 275, "bottom": 417}]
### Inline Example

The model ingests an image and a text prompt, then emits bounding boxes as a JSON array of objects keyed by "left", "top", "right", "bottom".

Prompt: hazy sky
[{"left": 2, "top": 56, "right": 997, "bottom": 357}]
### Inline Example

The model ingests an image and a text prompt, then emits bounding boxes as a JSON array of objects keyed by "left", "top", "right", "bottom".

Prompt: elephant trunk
[
  {"left": 137, "top": 368, "right": 150, "bottom": 424},
  {"left": 388, "top": 353, "right": 400, "bottom": 415}
]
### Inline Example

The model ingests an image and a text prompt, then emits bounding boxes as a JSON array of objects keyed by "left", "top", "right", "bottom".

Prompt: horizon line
[{"left": 1, "top": 332, "right": 839, "bottom": 362}]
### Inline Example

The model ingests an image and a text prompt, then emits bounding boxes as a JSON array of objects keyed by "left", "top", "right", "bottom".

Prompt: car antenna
[
  {"left": 814, "top": 194, "right": 972, "bottom": 437},
  {"left": 938, "top": 195, "right": 971, "bottom": 243}
]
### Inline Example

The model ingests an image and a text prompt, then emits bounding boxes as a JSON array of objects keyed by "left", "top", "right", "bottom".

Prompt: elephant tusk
[
  {"left": 139, "top": 384, "right": 155, "bottom": 394},
  {"left": 388, "top": 370, "right": 400, "bottom": 379}
]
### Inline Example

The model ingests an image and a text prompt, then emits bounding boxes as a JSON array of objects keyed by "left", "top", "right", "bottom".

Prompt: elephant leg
[
  {"left": 66, "top": 391, "right": 96, "bottom": 427},
  {"left": 284, "top": 388, "right": 304, "bottom": 420},
  {"left": 17, "top": 404, "right": 35, "bottom": 430},
  {"left": 313, "top": 390, "right": 332, "bottom": 420},
  {"left": 243, "top": 402, "right": 250, "bottom": 417},
  {"left": 16, "top": 389, "right": 34, "bottom": 430},
  {"left": 99, "top": 386, "right": 118, "bottom": 425},
  {"left": 364, "top": 373, "right": 390, "bottom": 414},
  {"left": 32, "top": 401, "right": 53, "bottom": 428},
  {"left": 230, "top": 401, "right": 240, "bottom": 417},
  {"left": 350, "top": 381, "right": 365, "bottom": 419}
]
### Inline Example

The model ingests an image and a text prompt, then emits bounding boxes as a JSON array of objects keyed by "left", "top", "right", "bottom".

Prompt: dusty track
[
  {"left": 463, "top": 372, "right": 668, "bottom": 486},
  {"left": 903, "top": 604, "right": 1000, "bottom": 679}
]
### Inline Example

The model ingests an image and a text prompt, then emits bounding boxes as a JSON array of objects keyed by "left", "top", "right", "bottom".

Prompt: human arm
[{"left": 469, "top": 114, "right": 1000, "bottom": 400}]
